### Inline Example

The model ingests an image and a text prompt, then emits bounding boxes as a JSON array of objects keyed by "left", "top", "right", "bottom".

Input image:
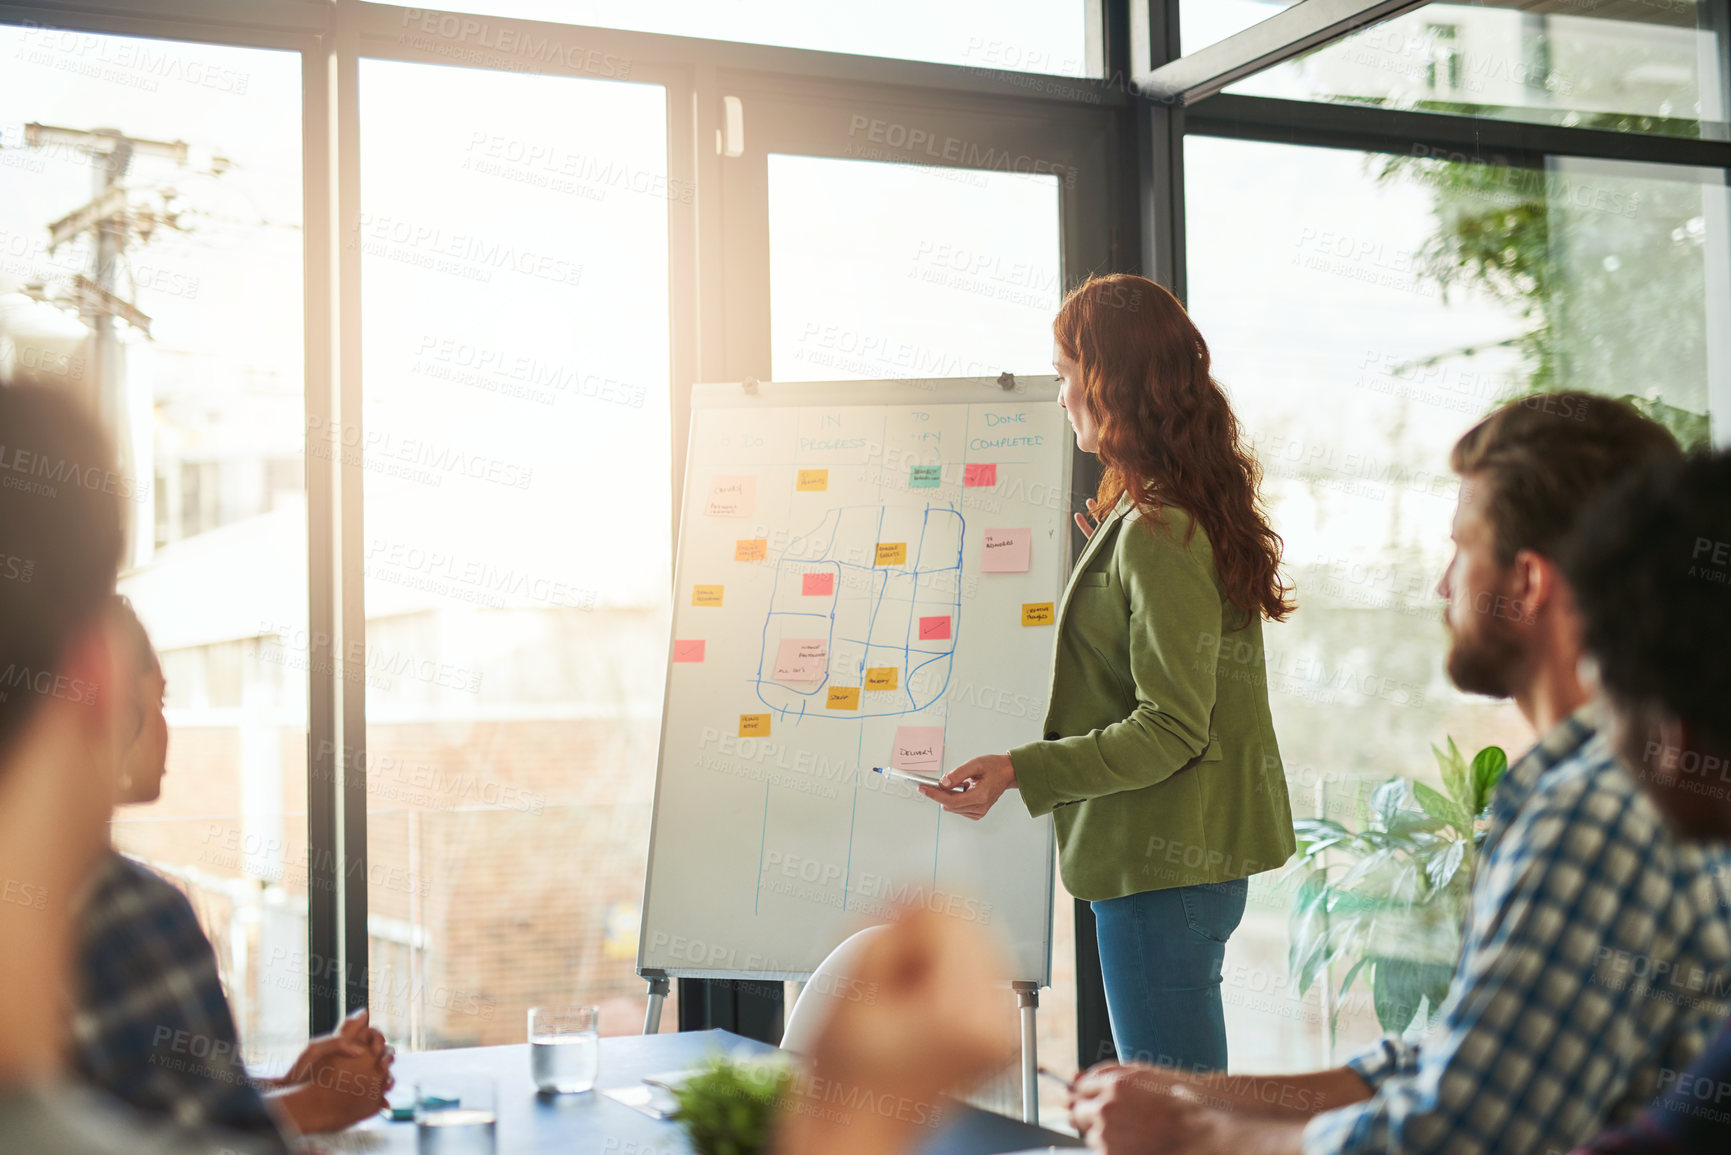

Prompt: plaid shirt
[
  {"left": 1303, "top": 705, "right": 1731, "bottom": 1155},
  {"left": 71, "top": 851, "right": 288, "bottom": 1147}
]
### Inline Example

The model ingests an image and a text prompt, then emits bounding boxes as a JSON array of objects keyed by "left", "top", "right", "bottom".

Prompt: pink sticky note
[
  {"left": 893, "top": 726, "right": 945, "bottom": 776},
  {"left": 673, "top": 639, "right": 705, "bottom": 663},
  {"left": 981, "top": 528, "right": 1031, "bottom": 574},
  {"left": 964, "top": 463, "right": 997, "bottom": 487},
  {"left": 918, "top": 615, "right": 951, "bottom": 641},
  {"left": 773, "top": 638, "right": 828, "bottom": 684},
  {"left": 802, "top": 572, "right": 835, "bottom": 596}
]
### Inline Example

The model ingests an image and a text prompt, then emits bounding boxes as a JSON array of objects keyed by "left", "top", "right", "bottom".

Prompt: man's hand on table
[{"left": 1068, "top": 1062, "right": 1369, "bottom": 1155}]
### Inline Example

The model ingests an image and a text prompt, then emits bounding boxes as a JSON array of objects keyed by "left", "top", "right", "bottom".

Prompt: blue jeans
[{"left": 1091, "top": 878, "right": 1248, "bottom": 1072}]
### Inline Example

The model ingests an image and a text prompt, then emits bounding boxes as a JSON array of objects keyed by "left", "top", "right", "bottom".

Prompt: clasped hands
[{"left": 268, "top": 1007, "right": 396, "bottom": 1133}]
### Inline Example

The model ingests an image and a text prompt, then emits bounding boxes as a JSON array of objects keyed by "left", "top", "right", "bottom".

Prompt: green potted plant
[
  {"left": 1287, "top": 739, "right": 1508, "bottom": 1041},
  {"left": 668, "top": 1053, "right": 795, "bottom": 1155}
]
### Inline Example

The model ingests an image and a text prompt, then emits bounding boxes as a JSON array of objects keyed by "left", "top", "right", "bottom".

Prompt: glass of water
[
  {"left": 414, "top": 1068, "right": 496, "bottom": 1155},
  {"left": 528, "top": 1004, "right": 601, "bottom": 1093}
]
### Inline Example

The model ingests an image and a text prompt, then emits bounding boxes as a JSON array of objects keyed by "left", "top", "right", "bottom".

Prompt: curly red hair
[{"left": 1055, "top": 273, "right": 1293, "bottom": 624}]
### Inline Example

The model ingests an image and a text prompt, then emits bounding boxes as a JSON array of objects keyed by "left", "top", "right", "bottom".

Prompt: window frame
[{"left": 5, "top": 0, "right": 1725, "bottom": 1057}]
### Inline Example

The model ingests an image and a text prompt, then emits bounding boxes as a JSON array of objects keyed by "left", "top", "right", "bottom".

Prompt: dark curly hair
[
  {"left": 1560, "top": 449, "right": 1731, "bottom": 756},
  {"left": 1054, "top": 274, "right": 1292, "bottom": 624}
]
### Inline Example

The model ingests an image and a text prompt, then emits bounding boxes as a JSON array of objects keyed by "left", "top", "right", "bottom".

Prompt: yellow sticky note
[
  {"left": 1022, "top": 602, "right": 1055, "bottom": 626},
  {"left": 692, "top": 584, "right": 724, "bottom": 607},
  {"left": 875, "top": 542, "right": 907, "bottom": 566},
  {"left": 865, "top": 667, "right": 899, "bottom": 691},
  {"left": 735, "top": 538, "right": 767, "bottom": 562},
  {"left": 796, "top": 469, "right": 829, "bottom": 492},
  {"left": 738, "top": 713, "right": 771, "bottom": 736},
  {"left": 826, "top": 687, "right": 860, "bottom": 710}
]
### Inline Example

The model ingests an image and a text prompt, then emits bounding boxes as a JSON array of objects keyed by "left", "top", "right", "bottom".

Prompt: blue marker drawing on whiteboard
[{"left": 753, "top": 503, "right": 962, "bottom": 721}]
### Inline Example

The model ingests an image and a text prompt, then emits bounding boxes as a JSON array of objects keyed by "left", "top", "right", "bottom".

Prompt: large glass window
[
  {"left": 356, "top": 58, "right": 672, "bottom": 1050},
  {"left": 1185, "top": 134, "right": 1725, "bottom": 1067},
  {"left": 401, "top": 1, "right": 1092, "bottom": 78},
  {"left": 1190, "top": 1, "right": 1728, "bottom": 139},
  {"left": 0, "top": 27, "right": 308, "bottom": 1063},
  {"left": 768, "top": 155, "right": 1062, "bottom": 382}
]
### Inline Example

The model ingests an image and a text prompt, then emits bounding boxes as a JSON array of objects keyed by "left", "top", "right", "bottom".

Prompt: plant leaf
[
  {"left": 1470, "top": 745, "right": 1509, "bottom": 815},
  {"left": 1425, "top": 838, "right": 1467, "bottom": 891},
  {"left": 1371, "top": 956, "right": 1456, "bottom": 1036},
  {"left": 1413, "top": 781, "right": 1472, "bottom": 836},
  {"left": 1433, "top": 737, "right": 1473, "bottom": 816},
  {"left": 1370, "top": 778, "right": 1409, "bottom": 831}
]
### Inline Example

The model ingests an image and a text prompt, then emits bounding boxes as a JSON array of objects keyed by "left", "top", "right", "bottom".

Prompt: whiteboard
[{"left": 638, "top": 378, "right": 1070, "bottom": 985}]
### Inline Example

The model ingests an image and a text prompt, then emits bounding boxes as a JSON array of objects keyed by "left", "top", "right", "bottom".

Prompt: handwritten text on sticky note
[
  {"left": 865, "top": 667, "right": 898, "bottom": 691},
  {"left": 875, "top": 542, "right": 907, "bottom": 566},
  {"left": 672, "top": 640, "right": 705, "bottom": 663},
  {"left": 826, "top": 686, "right": 860, "bottom": 710},
  {"left": 773, "top": 638, "right": 828, "bottom": 684},
  {"left": 692, "top": 585, "right": 724, "bottom": 607},
  {"left": 797, "top": 469, "right": 829, "bottom": 492},
  {"left": 1022, "top": 602, "right": 1055, "bottom": 626},
  {"left": 918, "top": 615, "right": 951, "bottom": 641},
  {"left": 739, "top": 714, "right": 770, "bottom": 737},
  {"left": 981, "top": 528, "right": 1031, "bottom": 573},
  {"left": 735, "top": 538, "right": 767, "bottom": 562},
  {"left": 893, "top": 726, "right": 945, "bottom": 776},
  {"left": 909, "top": 464, "right": 942, "bottom": 488},
  {"left": 705, "top": 475, "right": 755, "bottom": 518}
]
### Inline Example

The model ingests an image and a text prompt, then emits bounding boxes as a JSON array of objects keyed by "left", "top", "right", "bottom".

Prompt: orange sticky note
[
  {"left": 797, "top": 469, "right": 829, "bottom": 492},
  {"left": 875, "top": 542, "right": 907, "bottom": 566},
  {"left": 865, "top": 667, "right": 898, "bottom": 691},
  {"left": 1022, "top": 602, "right": 1055, "bottom": 626},
  {"left": 692, "top": 585, "right": 724, "bottom": 607},
  {"left": 739, "top": 713, "right": 771, "bottom": 737},
  {"left": 735, "top": 538, "right": 768, "bottom": 562},
  {"left": 826, "top": 686, "right": 860, "bottom": 710},
  {"left": 673, "top": 640, "right": 705, "bottom": 663}
]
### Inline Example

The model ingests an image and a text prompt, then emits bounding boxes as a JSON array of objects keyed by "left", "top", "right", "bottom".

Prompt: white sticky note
[
  {"left": 773, "top": 638, "right": 828, "bottom": 684},
  {"left": 981, "top": 528, "right": 1031, "bottom": 573},
  {"left": 705, "top": 475, "right": 756, "bottom": 518},
  {"left": 892, "top": 726, "right": 945, "bottom": 776}
]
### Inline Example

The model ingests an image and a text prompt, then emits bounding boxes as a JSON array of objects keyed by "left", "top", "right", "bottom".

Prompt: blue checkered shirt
[
  {"left": 1303, "top": 705, "right": 1731, "bottom": 1155},
  {"left": 71, "top": 851, "right": 288, "bottom": 1147}
]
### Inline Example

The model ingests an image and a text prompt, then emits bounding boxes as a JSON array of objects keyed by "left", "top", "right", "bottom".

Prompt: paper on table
[
  {"left": 981, "top": 528, "right": 1031, "bottom": 573},
  {"left": 773, "top": 638, "right": 828, "bottom": 683},
  {"left": 705, "top": 475, "right": 755, "bottom": 518},
  {"left": 892, "top": 726, "right": 944, "bottom": 776}
]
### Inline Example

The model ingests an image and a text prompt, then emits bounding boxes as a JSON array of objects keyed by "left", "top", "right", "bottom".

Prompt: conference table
[{"left": 341, "top": 1029, "right": 1083, "bottom": 1153}]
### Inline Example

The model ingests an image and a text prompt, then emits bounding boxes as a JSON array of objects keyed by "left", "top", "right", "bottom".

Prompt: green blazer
[{"left": 1010, "top": 496, "right": 1296, "bottom": 901}]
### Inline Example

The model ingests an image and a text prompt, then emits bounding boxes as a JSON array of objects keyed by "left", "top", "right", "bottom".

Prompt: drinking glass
[
  {"left": 528, "top": 1004, "right": 601, "bottom": 1093},
  {"left": 414, "top": 1067, "right": 496, "bottom": 1155}
]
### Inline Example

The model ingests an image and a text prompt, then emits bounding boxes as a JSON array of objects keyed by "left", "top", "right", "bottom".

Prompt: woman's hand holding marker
[{"left": 918, "top": 753, "right": 1018, "bottom": 820}]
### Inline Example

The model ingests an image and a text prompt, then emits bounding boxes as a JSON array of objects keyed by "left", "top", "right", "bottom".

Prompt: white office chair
[{"left": 779, "top": 924, "right": 889, "bottom": 1057}]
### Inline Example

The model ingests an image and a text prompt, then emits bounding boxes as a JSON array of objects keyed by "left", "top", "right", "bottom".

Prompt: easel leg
[
  {"left": 1014, "top": 981, "right": 1039, "bottom": 1126},
  {"left": 643, "top": 974, "right": 671, "bottom": 1035}
]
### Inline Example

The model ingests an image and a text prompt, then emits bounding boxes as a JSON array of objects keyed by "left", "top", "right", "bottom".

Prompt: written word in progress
[{"left": 755, "top": 504, "right": 962, "bottom": 720}]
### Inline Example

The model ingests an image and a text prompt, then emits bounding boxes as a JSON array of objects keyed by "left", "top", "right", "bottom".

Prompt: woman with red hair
[{"left": 921, "top": 273, "right": 1296, "bottom": 1072}]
